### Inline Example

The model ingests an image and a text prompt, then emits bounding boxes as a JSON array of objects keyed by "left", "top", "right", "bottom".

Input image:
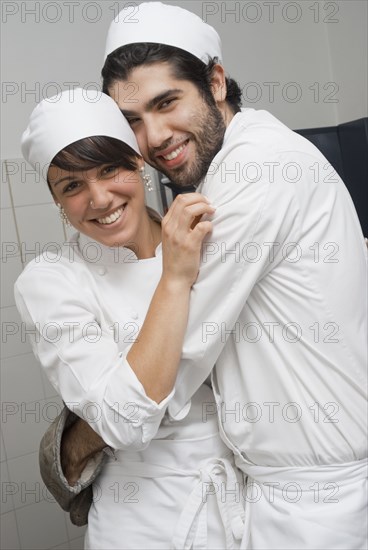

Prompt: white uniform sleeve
[
  {"left": 14, "top": 261, "right": 172, "bottom": 450},
  {"left": 168, "top": 142, "right": 302, "bottom": 417}
]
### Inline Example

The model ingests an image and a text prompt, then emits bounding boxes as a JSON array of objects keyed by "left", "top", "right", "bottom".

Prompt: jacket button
[
  {"left": 131, "top": 311, "right": 139, "bottom": 320},
  {"left": 98, "top": 267, "right": 107, "bottom": 276}
]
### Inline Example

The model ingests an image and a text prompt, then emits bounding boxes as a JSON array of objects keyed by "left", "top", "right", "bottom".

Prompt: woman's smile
[{"left": 92, "top": 204, "right": 127, "bottom": 226}]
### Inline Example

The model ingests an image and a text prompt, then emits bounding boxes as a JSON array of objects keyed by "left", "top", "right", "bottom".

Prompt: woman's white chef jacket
[
  {"left": 170, "top": 109, "right": 367, "bottom": 549},
  {"left": 14, "top": 211, "right": 245, "bottom": 549}
]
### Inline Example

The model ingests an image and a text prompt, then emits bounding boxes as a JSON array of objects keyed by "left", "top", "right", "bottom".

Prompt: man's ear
[{"left": 210, "top": 64, "right": 227, "bottom": 104}]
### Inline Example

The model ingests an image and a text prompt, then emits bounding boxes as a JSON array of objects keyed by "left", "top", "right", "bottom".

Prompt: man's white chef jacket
[{"left": 170, "top": 109, "right": 367, "bottom": 467}]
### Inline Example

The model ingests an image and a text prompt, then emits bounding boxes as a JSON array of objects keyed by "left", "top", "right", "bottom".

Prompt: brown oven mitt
[{"left": 39, "top": 405, "right": 108, "bottom": 526}]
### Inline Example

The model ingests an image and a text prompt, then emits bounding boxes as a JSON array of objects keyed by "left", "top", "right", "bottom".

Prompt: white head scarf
[
  {"left": 21, "top": 88, "right": 140, "bottom": 183},
  {"left": 104, "top": 1, "right": 222, "bottom": 64}
]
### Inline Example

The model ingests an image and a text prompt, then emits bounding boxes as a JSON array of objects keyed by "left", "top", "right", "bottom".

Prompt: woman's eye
[
  {"left": 63, "top": 181, "right": 80, "bottom": 194},
  {"left": 102, "top": 165, "right": 119, "bottom": 176}
]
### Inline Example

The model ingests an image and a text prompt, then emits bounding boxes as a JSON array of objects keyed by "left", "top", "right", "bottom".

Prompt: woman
[{"left": 15, "top": 89, "right": 244, "bottom": 549}]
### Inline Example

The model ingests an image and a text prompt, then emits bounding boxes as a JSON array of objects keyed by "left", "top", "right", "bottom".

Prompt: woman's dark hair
[
  {"left": 51, "top": 136, "right": 139, "bottom": 173},
  {"left": 48, "top": 136, "right": 139, "bottom": 191},
  {"left": 102, "top": 43, "right": 242, "bottom": 114}
]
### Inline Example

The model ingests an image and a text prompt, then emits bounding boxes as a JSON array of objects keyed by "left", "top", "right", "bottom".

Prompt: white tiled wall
[{"left": 1, "top": 159, "right": 86, "bottom": 549}]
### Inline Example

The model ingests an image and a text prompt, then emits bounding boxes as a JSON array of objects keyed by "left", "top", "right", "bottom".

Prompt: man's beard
[{"left": 149, "top": 101, "right": 226, "bottom": 188}]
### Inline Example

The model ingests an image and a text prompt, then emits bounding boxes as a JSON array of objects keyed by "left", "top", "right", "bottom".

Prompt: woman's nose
[{"left": 88, "top": 184, "right": 113, "bottom": 211}]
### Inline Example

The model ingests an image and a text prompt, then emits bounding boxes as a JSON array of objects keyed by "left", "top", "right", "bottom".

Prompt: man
[{"left": 41, "top": 3, "right": 367, "bottom": 548}]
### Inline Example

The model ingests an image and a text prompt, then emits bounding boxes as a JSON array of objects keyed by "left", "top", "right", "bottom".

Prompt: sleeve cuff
[{"left": 103, "top": 355, "right": 175, "bottom": 444}]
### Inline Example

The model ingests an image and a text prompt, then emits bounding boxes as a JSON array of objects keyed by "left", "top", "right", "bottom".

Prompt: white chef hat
[
  {"left": 21, "top": 88, "right": 140, "bottom": 184},
  {"left": 104, "top": 1, "right": 222, "bottom": 64}
]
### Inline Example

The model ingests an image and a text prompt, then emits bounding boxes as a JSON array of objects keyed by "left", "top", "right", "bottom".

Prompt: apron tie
[{"left": 172, "top": 456, "right": 245, "bottom": 550}]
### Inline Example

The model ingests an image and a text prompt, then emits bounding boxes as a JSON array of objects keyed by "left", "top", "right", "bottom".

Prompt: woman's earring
[
  {"left": 57, "top": 204, "right": 71, "bottom": 227},
  {"left": 139, "top": 166, "right": 154, "bottom": 192}
]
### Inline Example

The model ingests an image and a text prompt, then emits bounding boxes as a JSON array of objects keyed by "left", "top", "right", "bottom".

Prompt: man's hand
[{"left": 61, "top": 417, "right": 107, "bottom": 486}]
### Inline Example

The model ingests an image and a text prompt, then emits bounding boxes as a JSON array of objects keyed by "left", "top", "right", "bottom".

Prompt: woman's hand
[{"left": 161, "top": 193, "right": 215, "bottom": 288}]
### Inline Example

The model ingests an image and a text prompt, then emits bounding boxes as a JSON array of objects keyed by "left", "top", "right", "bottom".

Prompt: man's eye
[
  {"left": 160, "top": 98, "right": 175, "bottom": 109},
  {"left": 127, "top": 117, "right": 140, "bottom": 126}
]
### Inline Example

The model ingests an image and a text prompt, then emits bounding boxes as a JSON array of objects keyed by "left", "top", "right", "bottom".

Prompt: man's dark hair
[{"left": 102, "top": 43, "right": 242, "bottom": 114}]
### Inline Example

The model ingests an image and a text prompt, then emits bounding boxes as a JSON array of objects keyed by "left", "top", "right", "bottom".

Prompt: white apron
[
  {"left": 239, "top": 459, "right": 367, "bottom": 550},
  {"left": 211, "top": 371, "right": 368, "bottom": 550},
  {"left": 85, "top": 385, "right": 245, "bottom": 549}
]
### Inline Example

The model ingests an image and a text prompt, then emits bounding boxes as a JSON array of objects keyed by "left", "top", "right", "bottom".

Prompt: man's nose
[{"left": 144, "top": 115, "right": 173, "bottom": 151}]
